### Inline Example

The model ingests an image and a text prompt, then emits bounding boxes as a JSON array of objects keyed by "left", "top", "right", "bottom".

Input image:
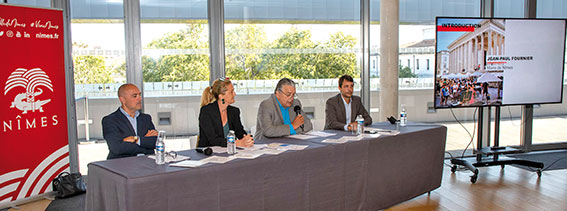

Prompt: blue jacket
[{"left": 102, "top": 108, "right": 157, "bottom": 159}]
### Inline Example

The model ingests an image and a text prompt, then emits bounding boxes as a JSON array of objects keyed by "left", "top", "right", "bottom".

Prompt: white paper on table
[
  {"left": 200, "top": 156, "right": 236, "bottom": 164},
  {"left": 377, "top": 130, "right": 400, "bottom": 136},
  {"left": 339, "top": 135, "right": 364, "bottom": 141},
  {"left": 148, "top": 155, "right": 190, "bottom": 163},
  {"left": 210, "top": 146, "right": 226, "bottom": 153},
  {"left": 240, "top": 144, "right": 267, "bottom": 151},
  {"left": 306, "top": 131, "right": 335, "bottom": 137},
  {"left": 261, "top": 148, "right": 287, "bottom": 155},
  {"left": 278, "top": 144, "right": 309, "bottom": 151},
  {"left": 169, "top": 160, "right": 204, "bottom": 168},
  {"left": 290, "top": 145, "right": 309, "bottom": 150},
  {"left": 233, "top": 150, "right": 264, "bottom": 159},
  {"left": 365, "top": 128, "right": 381, "bottom": 133},
  {"left": 322, "top": 139, "right": 349, "bottom": 144},
  {"left": 288, "top": 134, "right": 317, "bottom": 140},
  {"left": 267, "top": 142, "right": 284, "bottom": 149},
  {"left": 362, "top": 133, "right": 381, "bottom": 138}
]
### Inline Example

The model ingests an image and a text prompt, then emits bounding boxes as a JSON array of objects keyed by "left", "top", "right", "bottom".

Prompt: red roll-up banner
[{"left": 0, "top": 4, "right": 69, "bottom": 204}]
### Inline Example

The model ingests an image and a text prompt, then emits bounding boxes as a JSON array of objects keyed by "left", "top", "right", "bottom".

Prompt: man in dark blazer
[
  {"left": 325, "top": 75, "right": 372, "bottom": 131},
  {"left": 102, "top": 83, "right": 158, "bottom": 159}
]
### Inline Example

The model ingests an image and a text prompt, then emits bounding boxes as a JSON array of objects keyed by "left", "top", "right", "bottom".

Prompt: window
[
  {"left": 70, "top": 0, "right": 126, "bottom": 174},
  {"left": 495, "top": 0, "right": 525, "bottom": 18},
  {"left": 223, "top": 0, "right": 361, "bottom": 131},
  {"left": 532, "top": 0, "right": 567, "bottom": 147},
  {"left": 7, "top": 0, "right": 49, "bottom": 7},
  {"left": 386, "top": 0, "right": 481, "bottom": 155},
  {"left": 490, "top": 0, "right": 530, "bottom": 149},
  {"left": 416, "top": 59, "right": 420, "bottom": 70},
  {"left": 139, "top": 0, "right": 210, "bottom": 139}
]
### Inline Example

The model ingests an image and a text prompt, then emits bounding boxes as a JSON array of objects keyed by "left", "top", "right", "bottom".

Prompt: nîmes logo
[{"left": 4, "top": 68, "right": 53, "bottom": 114}]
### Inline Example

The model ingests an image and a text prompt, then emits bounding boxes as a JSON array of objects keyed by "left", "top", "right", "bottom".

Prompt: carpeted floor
[
  {"left": 45, "top": 175, "right": 87, "bottom": 211},
  {"left": 45, "top": 193, "right": 85, "bottom": 211},
  {"left": 508, "top": 150, "right": 567, "bottom": 172}
]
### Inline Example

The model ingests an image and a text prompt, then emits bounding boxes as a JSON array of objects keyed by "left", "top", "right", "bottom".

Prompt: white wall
[{"left": 76, "top": 85, "right": 567, "bottom": 139}]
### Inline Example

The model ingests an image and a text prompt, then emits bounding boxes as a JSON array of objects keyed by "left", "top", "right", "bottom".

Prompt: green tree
[
  {"left": 140, "top": 56, "right": 159, "bottom": 81},
  {"left": 314, "top": 32, "right": 358, "bottom": 79},
  {"left": 265, "top": 28, "right": 358, "bottom": 80},
  {"left": 143, "top": 24, "right": 209, "bottom": 82},
  {"left": 399, "top": 65, "right": 417, "bottom": 78},
  {"left": 125, "top": 24, "right": 362, "bottom": 82},
  {"left": 266, "top": 27, "right": 317, "bottom": 79},
  {"left": 225, "top": 24, "right": 273, "bottom": 80},
  {"left": 73, "top": 42, "right": 115, "bottom": 84},
  {"left": 74, "top": 55, "right": 115, "bottom": 84}
]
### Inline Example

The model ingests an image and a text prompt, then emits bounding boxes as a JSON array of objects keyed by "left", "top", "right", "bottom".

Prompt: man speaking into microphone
[{"left": 255, "top": 78, "right": 313, "bottom": 140}]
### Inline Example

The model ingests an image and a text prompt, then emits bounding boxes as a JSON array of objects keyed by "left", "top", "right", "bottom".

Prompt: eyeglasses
[
  {"left": 218, "top": 77, "right": 230, "bottom": 82},
  {"left": 278, "top": 89, "right": 297, "bottom": 99}
]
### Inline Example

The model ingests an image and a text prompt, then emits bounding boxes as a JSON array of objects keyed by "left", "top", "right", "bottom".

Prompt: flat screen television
[{"left": 434, "top": 17, "right": 566, "bottom": 109}]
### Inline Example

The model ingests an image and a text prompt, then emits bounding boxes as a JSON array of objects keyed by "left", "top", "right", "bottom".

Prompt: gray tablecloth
[{"left": 86, "top": 122, "right": 447, "bottom": 211}]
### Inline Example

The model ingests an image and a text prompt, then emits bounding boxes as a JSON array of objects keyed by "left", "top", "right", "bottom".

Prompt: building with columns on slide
[{"left": 446, "top": 19, "right": 505, "bottom": 75}]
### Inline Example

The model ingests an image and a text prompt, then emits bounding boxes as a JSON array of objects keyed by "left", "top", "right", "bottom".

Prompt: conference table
[{"left": 86, "top": 122, "right": 447, "bottom": 211}]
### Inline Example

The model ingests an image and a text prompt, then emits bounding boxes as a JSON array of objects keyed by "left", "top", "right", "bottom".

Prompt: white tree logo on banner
[{"left": 4, "top": 68, "right": 53, "bottom": 114}]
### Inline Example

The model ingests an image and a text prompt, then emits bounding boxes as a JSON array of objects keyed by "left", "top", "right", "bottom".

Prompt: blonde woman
[{"left": 198, "top": 78, "right": 254, "bottom": 147}]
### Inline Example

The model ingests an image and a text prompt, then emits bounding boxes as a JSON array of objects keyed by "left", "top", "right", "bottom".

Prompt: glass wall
[
  {"left": 71, "top": 1, "right": 126, "bottom": 98},
  {"left": 141, "top": 0, "right": 209, "bottom": 96},
  {"left": 223, "top": 0, "right": 361, "bottom": 131},
  {"left": 538, "top": 0, "right": 567, "bottom": 18},
  {"left": 376, "top": 0, "right": 480, "bottom": 154},
  {"left": 494, "top": 0, "right": 525, "bottom": 18},
  {"left": 532, "top": 0, "right": 567, "bottom": 147},
  {"left": 70, "top": 0, "right": 126, "bottom": 174},
  {"left": 6, "top": 0, "right": 49, "bottom": 7},
  {"left": 140, "top": 0, "right": 209, "bottom": 137},
  {"left": 492, "top": 0, "right": 528, "bottom": 148}
]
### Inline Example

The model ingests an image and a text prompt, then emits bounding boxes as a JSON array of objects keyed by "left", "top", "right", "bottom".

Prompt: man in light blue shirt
[
  {"left": 102, "top": 83, "right": 159, "bottom": 159},
  {"left": 255, "top": 78, "right": 313, "bottom": 140},
  {"left": 275, "top": 96, "right": 297, "bottom": 135},
  {"left": 119, "top": 106, "right": 140, "bottom": 142}
]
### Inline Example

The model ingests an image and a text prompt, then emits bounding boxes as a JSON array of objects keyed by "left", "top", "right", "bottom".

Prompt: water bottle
[
  {"left": 155, "top": 131, "right": 166, "bottom": 165},
  {"left": 356, "top": 115, "right": 364, "bottom": 135},
  {"left": 227, "top": 130, "right": 236, "bottom": 155},
  {"left": 400, "top": 104, "right": 407, "bottom": 127}
]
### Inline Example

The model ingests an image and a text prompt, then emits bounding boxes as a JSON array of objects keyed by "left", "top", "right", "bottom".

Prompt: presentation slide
[
  {"left": 502, "top": 20, "right": 565, "bottom": 105},
  {"left": 434, "top": 17, "right": 566, "bottom": 108}
]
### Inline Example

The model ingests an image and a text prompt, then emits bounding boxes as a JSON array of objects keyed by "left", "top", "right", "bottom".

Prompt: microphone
[
  {"left": 387, "top": 116, "right": 398, "bottom": 125},
  {"left": 293, "top": 105, "right": 304, "bottom": 131},
  {"left": 195, "top": 147, "right": 213, "bottom": 156}
]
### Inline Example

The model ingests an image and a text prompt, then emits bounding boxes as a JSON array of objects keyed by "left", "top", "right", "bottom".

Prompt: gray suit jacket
[
  {"left": 255, "top": 94, "right": 313, "bottom": 140},
  {"left": 324, "top": 94, "right": 372, "bottom": 130}
]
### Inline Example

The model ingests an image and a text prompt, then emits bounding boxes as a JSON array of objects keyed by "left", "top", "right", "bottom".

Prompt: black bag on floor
[{"left": 52, "top": 172, "right": 87, "bottom": 198}]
